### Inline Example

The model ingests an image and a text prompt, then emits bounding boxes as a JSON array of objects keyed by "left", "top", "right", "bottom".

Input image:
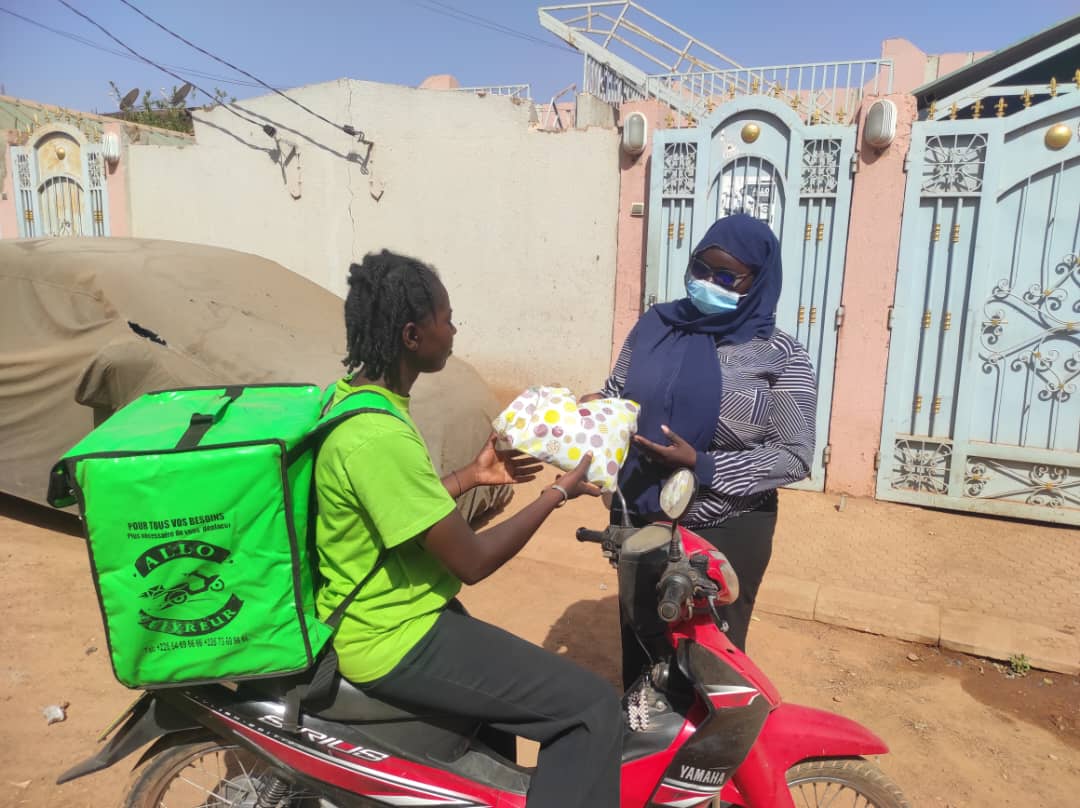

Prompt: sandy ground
[{"left": 1, "top": 488, "right": 1077, "bottom": 808}]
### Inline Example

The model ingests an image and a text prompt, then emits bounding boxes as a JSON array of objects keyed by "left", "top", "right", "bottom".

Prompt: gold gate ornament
[{"left": 1044, "top": 123, "right": 1072, "bottom": 150}]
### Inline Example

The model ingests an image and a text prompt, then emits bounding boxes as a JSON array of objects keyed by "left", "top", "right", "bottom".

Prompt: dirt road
[{"left": 1, "top": 491, "right": 1077, "bottom": 807}]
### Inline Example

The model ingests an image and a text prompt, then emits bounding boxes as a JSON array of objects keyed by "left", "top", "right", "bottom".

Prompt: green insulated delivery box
[{"left": 48, "top": 384, "right": 342, "bottom": 688}]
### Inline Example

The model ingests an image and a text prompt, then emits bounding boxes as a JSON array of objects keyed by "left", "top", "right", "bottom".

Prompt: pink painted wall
[
  {"left": 103, "top": 121, "right": 129, "bottom": 237},
  {"left": 824, "top": 93, "right": 919, "bottom": 497},
  {"left": 611, "top": 98, "right": 667, "bottom": 365},
  {"left": 882, "top": 39, "right": 991, "bottom": 94},
  {"left": 0, "top": 135, "right": 19, "bottom": 239},
  {"left": 418, "top": 74, "right": 461, "bottom": 90}
]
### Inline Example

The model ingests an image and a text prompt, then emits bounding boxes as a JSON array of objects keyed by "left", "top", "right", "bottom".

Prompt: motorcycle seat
[{"left": 307, "top": 674, "right": 478, "bottom": 732}]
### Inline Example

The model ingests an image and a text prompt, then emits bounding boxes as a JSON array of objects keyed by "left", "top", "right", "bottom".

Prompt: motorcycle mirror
[{"left": 659, "top": 469, "right": 696, "bottom": 522}]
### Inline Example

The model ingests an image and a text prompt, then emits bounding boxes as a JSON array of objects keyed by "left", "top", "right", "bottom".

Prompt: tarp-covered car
[{"left": 0, "top": 238, "right": 510, "bottom": 522}]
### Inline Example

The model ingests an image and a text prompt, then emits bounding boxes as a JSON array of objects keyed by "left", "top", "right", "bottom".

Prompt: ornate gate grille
[
  {"left": 877, "top": 92, "right": 1080, "bottom": 524},
  {"left": 11, "top": 133, "right": 109, "bottom": 239}
]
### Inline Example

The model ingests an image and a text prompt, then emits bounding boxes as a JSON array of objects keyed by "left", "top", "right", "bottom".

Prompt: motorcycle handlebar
[
  {"left": 576, "top": 528, "right": 606, "bottom": 544},
  {"left": 657, "top": 572, "right": 694, "bottom": 623}
]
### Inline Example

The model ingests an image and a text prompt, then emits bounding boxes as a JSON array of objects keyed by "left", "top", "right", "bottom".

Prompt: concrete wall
[{"left": 127, "top": 79, "right": 620, "bottom": 394}]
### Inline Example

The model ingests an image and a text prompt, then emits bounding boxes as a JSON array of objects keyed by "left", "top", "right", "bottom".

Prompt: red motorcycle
[{"left": 59, "top": 469, "right": 910, "bottom": 807}]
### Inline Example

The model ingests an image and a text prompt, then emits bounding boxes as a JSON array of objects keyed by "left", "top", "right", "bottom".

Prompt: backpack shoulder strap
[
  {"left": 283, "top": 390, "right": 407, "bottom": 733},
  {"left": 312, "top": 388, "right": 407, "bottom": 628},
  {"left": 288, "top": 389, "right": 408, "bottom": 465},
  {"left": 315, "top": 389, "right": 408, "bottom": 434}
]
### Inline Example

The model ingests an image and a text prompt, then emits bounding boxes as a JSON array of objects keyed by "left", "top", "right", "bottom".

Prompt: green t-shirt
[{"left": 315, "top": 379, "right": 459, "bottom": 683}]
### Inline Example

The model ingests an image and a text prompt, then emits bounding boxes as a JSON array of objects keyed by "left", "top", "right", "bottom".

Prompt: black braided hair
[{"left": 342, "top": 250, "right": 440, "bottom": 384}]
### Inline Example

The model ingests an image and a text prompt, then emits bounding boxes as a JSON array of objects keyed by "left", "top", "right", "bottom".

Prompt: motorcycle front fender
[
  {"left": 56, "top": 694, "right": 200, "bottom": 784},
  {"left": 719, "top": 702, "right": 890, "bottom": 806},
  {"left": 757, "top": 702, "right": 889, "bottom": 765}
]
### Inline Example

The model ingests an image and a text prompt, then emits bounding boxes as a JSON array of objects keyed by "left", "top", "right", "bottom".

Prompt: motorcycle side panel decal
[
  {"left": 702, "top": 685, "right": 759, "bottom": 709},
  {"left": 204, "top": 702, "right": 513, "bottom": 808},
  {"left": 652, "top": 778, "right": 720, "bottom": 807}
]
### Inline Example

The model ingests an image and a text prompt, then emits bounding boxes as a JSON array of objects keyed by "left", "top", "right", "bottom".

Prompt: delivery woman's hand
[
  {"left": 633, "top": 425, "right": 697, "bottom": 469},
  {"left": 554, "top": 452, "right": 603, "bottom": 499}
]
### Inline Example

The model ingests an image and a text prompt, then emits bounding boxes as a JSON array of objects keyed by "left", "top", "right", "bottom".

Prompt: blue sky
[{"left": 0, "top": 1, "right": 1075, "bottom": 114}]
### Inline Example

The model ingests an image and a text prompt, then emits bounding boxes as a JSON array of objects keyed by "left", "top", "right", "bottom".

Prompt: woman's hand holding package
[{"left": 633, "top": 425, "right": 697, "bottom": 469}]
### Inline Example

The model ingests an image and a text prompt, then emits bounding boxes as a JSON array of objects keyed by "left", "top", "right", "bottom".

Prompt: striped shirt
[{"left": 601, "top": 328, "right": 817, "bottom": 528}]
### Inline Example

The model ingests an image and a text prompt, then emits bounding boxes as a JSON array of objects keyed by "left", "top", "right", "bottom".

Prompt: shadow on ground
[
  {"left": 541, "top": 595, "right": 623, "bottom": 690},
  {"left": 0, "top": 493, "right": 83, "bottom": 538}
]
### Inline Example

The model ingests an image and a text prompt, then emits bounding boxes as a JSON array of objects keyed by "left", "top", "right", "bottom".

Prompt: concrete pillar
[
  {"left": 0, "top": 132, "right": 21, "bottom": 238},
  {"left": 825, "top": 93, "right": 918, "bottom": 497},
  {"left": 104, "top": 121, "right": 129, "bottom": 237},
  {"left": 610, "top": 99, "right": 667, "bottom": 367}
]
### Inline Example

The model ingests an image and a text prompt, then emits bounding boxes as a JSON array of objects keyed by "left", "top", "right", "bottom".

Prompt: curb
[{"left": 755, "top": 573, "right": 1080, "bottom": 676}]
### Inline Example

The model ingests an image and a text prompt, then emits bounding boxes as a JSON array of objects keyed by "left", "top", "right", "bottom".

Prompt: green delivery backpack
[{"left": 47, "top": 383, "right": 404, "bottom": 689}]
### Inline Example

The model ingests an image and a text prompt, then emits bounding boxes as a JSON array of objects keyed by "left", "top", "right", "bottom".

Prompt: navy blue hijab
[{"left": 616, "top": 214, "right": 783, "bottom": 522}]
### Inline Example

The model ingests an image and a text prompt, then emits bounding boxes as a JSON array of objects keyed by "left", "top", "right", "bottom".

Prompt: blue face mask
[{"left": 687, "top": 278, "right": 743, "bottom": 314}]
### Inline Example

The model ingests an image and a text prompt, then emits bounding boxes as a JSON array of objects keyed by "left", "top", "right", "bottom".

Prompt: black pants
[
  {"left": 621, "top": 496, "right": 777, "bottom": 690},
  {"left": 361, "top": 605, "right": 622, "bottom": 808}
]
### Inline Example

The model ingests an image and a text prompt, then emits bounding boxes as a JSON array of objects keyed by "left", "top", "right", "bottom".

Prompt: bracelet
[
  {"left": 452, "top": 469, "right": 462, "bottom": 497},
  {"left": 548, "top": 484, "right": 569, "bottom": 508}
]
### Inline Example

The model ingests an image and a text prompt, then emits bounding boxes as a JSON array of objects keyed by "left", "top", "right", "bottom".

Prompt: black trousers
[
  {"left": 360, "top": 605, "right": 622, "bottom": 808},
  {"left": 621, "top": 496, "right": 777, "bottom": 690}
]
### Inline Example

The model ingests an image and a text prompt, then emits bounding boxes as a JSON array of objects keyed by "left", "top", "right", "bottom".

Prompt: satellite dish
[
  {"left": 119, "top": 87, "right": 140, "bottom": 111},
  {"left": 170, "top": 82, "right": 193, "bottom": 106}
]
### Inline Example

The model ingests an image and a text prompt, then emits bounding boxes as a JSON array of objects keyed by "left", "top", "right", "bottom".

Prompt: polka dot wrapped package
[{"left": 493, "top": 387, "right": 639, "bottom": 492}]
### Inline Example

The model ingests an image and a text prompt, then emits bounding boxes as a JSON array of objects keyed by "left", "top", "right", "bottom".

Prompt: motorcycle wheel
[
  {"left": 786, "top": 759, "right": 911, "bottom": 808},
  {"left": 124, "top": 739, "right": 325, "bottom": 807}
]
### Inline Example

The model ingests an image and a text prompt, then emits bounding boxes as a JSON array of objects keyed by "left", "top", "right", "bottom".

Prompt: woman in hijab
[{"left": 583, "top": 213, "right": 817, "bottom": 686}]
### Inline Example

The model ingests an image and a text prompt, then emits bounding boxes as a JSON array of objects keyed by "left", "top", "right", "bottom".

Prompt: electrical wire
[
  {"left": 117, "top": 0, "right": 363, "bottom": 138},
  {"left": 0, "top": 7, "right": 262, "bottom": 89},
  {"left": 407, "top": 0, "right": 579, "bottom": 55},
  {"left": 55, "top": 0, "right": 271, "bottom": 132}
]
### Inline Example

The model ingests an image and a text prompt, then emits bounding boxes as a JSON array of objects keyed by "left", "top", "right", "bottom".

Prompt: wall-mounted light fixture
[
  {"left": 622, "top": 111, "right": 647, "bottom": 156},
  {"left": 863, "top": 99, "right": 898, "bottom": 149},
  {"left": 102, "top": 131, "right": 122, "bottom": 165}
]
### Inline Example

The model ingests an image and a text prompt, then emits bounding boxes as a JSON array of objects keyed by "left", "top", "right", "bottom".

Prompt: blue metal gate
[
  {"left": 645, "top": 96, "right": 857, "bottom": 489},
  {"left": 877, "top": 92, "right": 1080, "bottom": 524},
  {"left": 11, "top": 131, "right": 110, "bottom": 238}
]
